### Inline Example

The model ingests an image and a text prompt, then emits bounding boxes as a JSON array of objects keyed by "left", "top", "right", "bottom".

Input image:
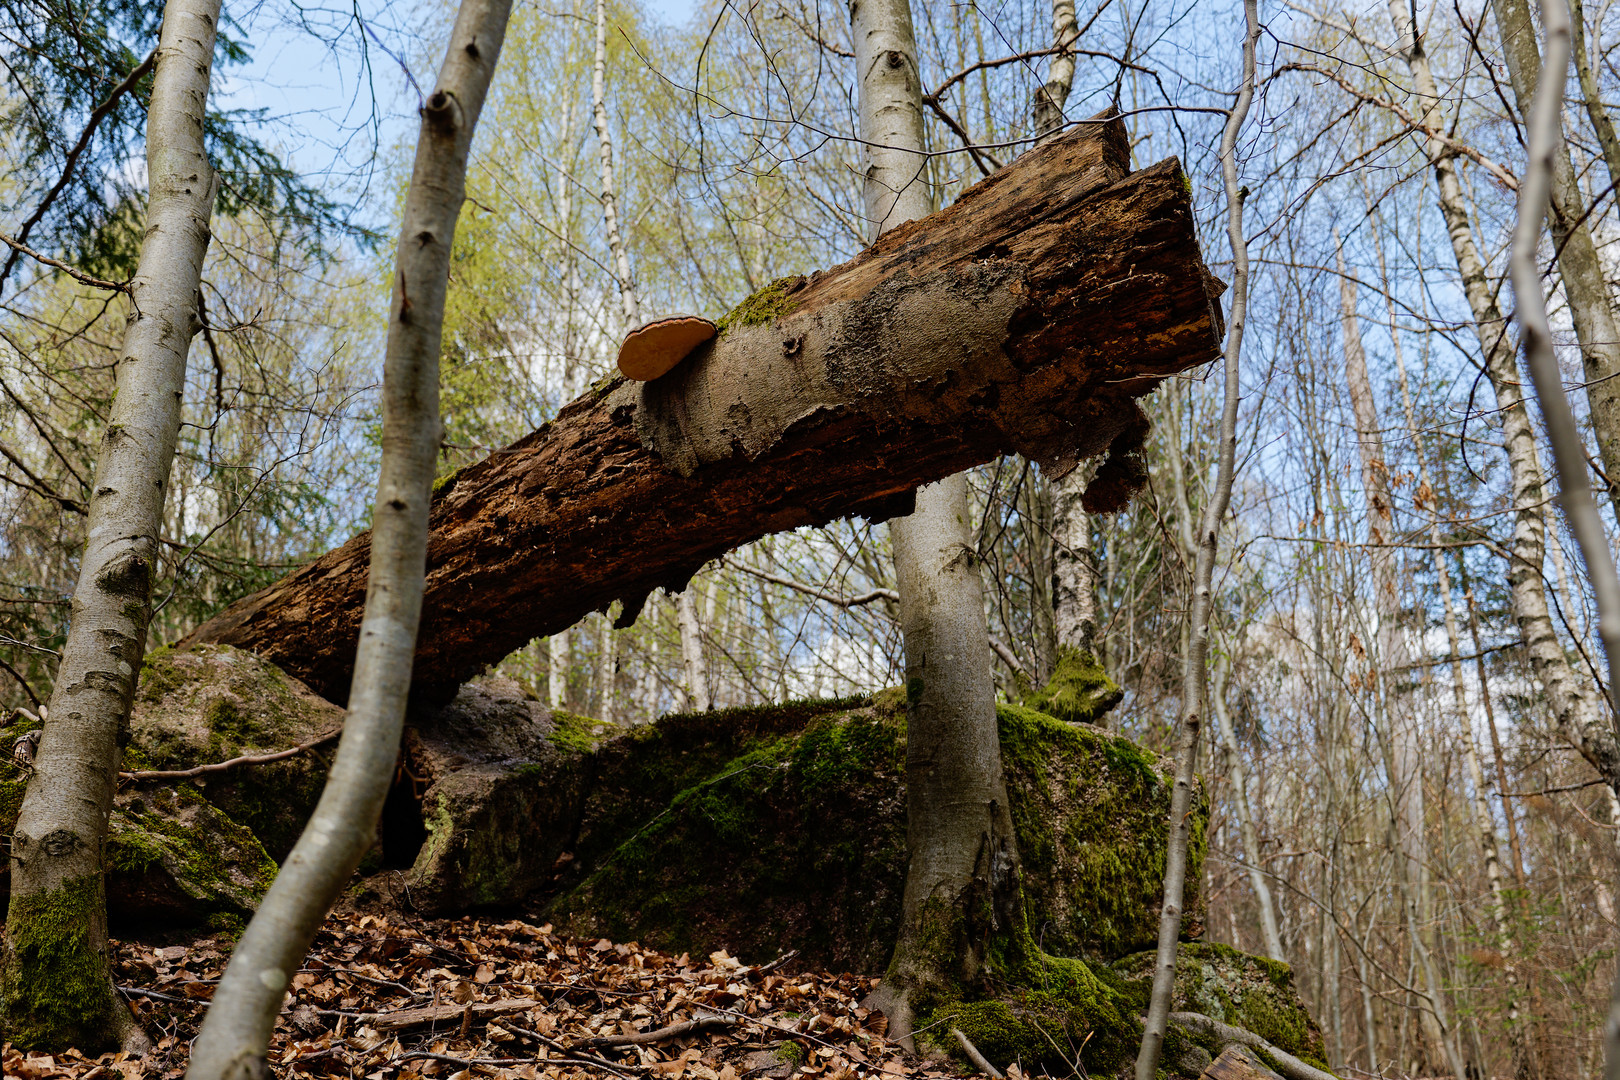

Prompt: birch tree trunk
[
  {"left": 1385, "top": 0, "right": 1620, "bottom": 792},
  {"left": 1569, "top": 0, "right": 1620, "bottom": 195},
  {"left": 1492, "top": 0, "right": 1620, "bottom": 523},
  {"left": 0, "top": 0, "right": 220, "bottom": 1050},
  {"left": 182, "top": 2, "right": 511, "bottom": 1073},
  {"left": 853, "top": 0, "right": 1020, "bottom": 1044},
  {"left": 590, "top": 0, "right": 706, "bottom": 710}
]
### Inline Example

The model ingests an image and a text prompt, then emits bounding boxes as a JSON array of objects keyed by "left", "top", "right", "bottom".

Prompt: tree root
[{"left": 1168, "top": 1012, "right": 1335, "bottom": 1080}]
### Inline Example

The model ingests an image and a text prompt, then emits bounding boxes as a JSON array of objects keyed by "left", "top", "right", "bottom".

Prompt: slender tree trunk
[
  {"left": 853, "top": 0, "right": 1020, "bottom": 1045},
  {"left": 591, "top": 0, "right": 710, "bottom": 702},
  {"left": 1135, "top": 3, "right": 1256, "bottom": 1074},
  {"left": 1569, "top": 0, "right": 1620, "bottom": 198},
  {"left": 549, "top": 627, "right": 569, "bottom": 709},
  {"left": 592, "top": 0, "right": 636, "bottom": 328},
  {"left": 1385, "top": 0, "right": 1620, "bottom": 792},
  {"left": 1211, "top": 652, "right": 1286, "bottom": 962},
  {"left": 0, "top": 0, "right": 220, "bottom": 1050},
  {"left": 1337, "top": 241, "right": 1469, "bottom": 1080},
  {"left": 182, "top": 2, "right": 511, "bottom": 1073},
  {"left": 1504, "top": 7, "right": 1620, "bottom": 1074},
  {"left": 677, "top": 585, "right": 709, "bottom": 710},
  {"left": 1033, "top": 0, "right": 1118, "bottom": 716},
  {"left": 1492, "top": 0, "right": 1620, "bottom": 522},
  {"left": 1031, "top": 0, "right": 1077, "bottom": 137}
]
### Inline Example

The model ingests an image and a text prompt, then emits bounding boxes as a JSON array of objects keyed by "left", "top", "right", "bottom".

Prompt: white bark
[
  {"left": 1504, "top": 6, "right": 1620, "bottom": 1075},
  {"left": 1385, "top": 0, "right": 1620, "bottom": 791},
  {"left": 1, "top": 0, "right": 219, "bottom": 1051},
  {"left": 549, "top": 628, "right": 569, "bottom": 709},
  {"left": 1493, "top": 0, "right": 1620, "bottom": 522},
  {"left": 854, "top": 0, "right": 1015, "bottom": 1046},
  {"left": 677, "top": 585, "right": 710, "bottom": 711},
  {"left": 592, "top": 0, "right": 638, "bottom": 327},
  {"left": 183, "top": 1, "right": 511, "bottom": 1073},
  {"left": 1032, "top": 0, "right": 1078, "bottom": 139}
]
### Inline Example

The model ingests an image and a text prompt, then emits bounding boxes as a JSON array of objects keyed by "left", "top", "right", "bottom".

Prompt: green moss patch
[
  {"left": 1113, "top": 942, "right": 1326, "bottom": 1063},
  {"left": 998, "top": 703, "right": 1206, "bottom": 959},
  {"left": 1024, "top": 646, "right": 1122, "bottom": 726},
  {"left": 0, "top": 874, "right": 120, "bottom": 1052},
  {"left": 715, "top": 277, "right": 801, "bottom": 335}
]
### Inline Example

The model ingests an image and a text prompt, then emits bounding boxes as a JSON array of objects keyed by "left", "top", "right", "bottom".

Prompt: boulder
[
  {"left": 0, "top": 644, "right": 326, "bottom": 928},
  {"left": 129, "top": 643, "right": 342, "bottom": 860},
  {"left": 392, "top": 677, "right": 595, "bottom": 911},
  {"left": 536, "top": 691, "right": 1207, "bottom": 970},
  {"left": 1114, "top": 942, "right": 1329, "bottom": 1069}
]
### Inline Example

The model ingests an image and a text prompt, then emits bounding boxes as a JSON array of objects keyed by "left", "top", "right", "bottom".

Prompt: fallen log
[{"left": 184, "top": 114, "right": 1223, "bottom": 702}]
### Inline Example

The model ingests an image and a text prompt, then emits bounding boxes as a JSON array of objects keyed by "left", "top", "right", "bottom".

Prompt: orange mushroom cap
[{"left": 617, "top": 315, "right": 718, "bottom": 381}]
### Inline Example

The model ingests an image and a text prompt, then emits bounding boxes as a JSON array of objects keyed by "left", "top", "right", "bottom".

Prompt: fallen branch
[
  {"left": 1168, "top": 1012, "right": 1335, "bottom": 1080},
  {"left": 349, "top": 996, "right": 543, "bottom": 1033},
  {"left": 572, "top": 1014, "right": 738, "bottom": 1049},
  {"left": 952, "top": 1027, "right": 1005, "bottom": 1079},
  {"left": 751, "top": 949, "right": 800, "bottom": 976},
  {"left": 506, "top": 1023, "right": 646, "bottom": 1076},
  {"left": 119, "top": 728, "right": 341, "bottom": 782}
]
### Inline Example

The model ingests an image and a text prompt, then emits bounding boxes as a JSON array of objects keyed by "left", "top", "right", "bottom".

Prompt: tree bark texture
[
  {"left": 0, "top": 0, "right": 219, "bottom": 1052},
  {"left": 182, "top": 2, "right": 511, "bottom": 1075},
  {"left": 1385, "top": 0, "right": 1620, "bottom": 795},
  {"left": 851, "top": 0, "right": 1018, "bottom": 1044},
  {"left": 1491, "top": 0, "right": 1620, "bottom": 523},
  {"left": 183, "top": 118, "right": 1224, "bottom": 705}
]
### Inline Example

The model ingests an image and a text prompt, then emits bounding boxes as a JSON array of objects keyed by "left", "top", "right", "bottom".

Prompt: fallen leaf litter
[{"left": 0, "top": 914, "right": 985, "bottom": 1080}]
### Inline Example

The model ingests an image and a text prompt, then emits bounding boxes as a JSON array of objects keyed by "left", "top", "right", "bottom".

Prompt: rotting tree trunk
[
  {"left": 1492, "top": 0, "right": 1620, "bottom": 523},
  {"left": 183, "top": 1, "right": 511, "bottom": 1075},
  {"left": 852, "top": 0, "right": 1018, "bottom": 1045},
  {"left": 0, "top": 0, "right": 220, "bottom": 1052},
  {"left": 183, "top": 117, "right": 1224, "bottom": 704}
]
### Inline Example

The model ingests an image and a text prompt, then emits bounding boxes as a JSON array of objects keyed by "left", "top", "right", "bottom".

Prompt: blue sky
[{"left": 219, "top": 0, "right": 697, "bottom": 225}]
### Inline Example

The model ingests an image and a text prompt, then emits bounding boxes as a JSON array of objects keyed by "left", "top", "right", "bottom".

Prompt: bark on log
[{"left": 184, "top": 116, "right": 1223, "bottom": 703}]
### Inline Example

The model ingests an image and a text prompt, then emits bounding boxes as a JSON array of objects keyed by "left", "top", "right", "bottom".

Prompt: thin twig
[{"left": 119, "top": 729, "right": 341, "bottom": 782}]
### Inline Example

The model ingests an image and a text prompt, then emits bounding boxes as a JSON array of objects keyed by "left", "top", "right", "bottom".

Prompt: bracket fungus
[{"left": 617, "top": 315, "right": 718, "bottom": 381}]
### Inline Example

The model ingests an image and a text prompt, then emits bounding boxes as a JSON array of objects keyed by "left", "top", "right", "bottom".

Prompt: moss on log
[{"left": 181, "top": 115, "right": 1223, "bottom": 703}]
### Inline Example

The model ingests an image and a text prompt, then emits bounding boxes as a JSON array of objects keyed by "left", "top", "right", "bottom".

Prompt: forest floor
[{"left": 0, "top": 911, "right": 975, "bottom": 1080}]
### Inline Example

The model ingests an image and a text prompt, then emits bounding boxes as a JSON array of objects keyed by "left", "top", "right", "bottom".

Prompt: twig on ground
[
  {"left": 952, "top": 1027, "right": 1005, "bottom": 1078},
  {"left": 573, "top": 1014, "right": 738, "bottom": 1049}
]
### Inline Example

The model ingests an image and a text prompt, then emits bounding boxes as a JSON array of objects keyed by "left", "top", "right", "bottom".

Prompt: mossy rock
[
  {"left": 1113, "top": 942, "right": 1327, "bottom": 1065},
  {"left": 106, "top": 787, "right": 278, "bottom": 930},
  {"left": 544, "top": 693, "right": 1206, "bottom": 972},
  {"left": 922, "top": 953, "right": 1142, "bottom": 1077},
  {"left": 0, "top": 767, "right": 276, "bottom": 932},
  {"left": 396, "top": 677, "right": 598, "bottom": 912},
  {"left": 999, "top": 704, "right": 1206, "bottom": 959},
  {"left": 130, "top": 643, "right": 342, "bottom": 860}
]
